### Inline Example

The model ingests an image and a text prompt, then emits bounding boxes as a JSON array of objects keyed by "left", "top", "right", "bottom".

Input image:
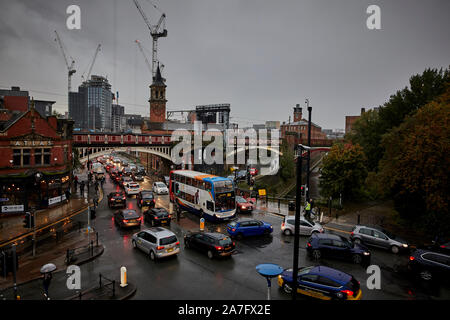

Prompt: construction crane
[
  {"left": 133, "top": 0, "right": 167, "bottom": 79},
  {"left": 81, "top": 44, "right": 102, "bottom": 82},
  {"left": 54, "top": 30, "right": 76, "bottom": 93}
]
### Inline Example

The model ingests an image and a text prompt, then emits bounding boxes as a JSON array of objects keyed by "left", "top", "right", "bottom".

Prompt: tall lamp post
[
  {"left": 292, "top": 144, "right": 310, "bottom": 300},
  {"left": 305, "top": 99, "right": 312, "bottom": 200}
]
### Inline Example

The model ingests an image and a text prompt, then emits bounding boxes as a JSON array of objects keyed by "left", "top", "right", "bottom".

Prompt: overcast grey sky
[{"left": 0, "top": 0, "right": 449, "bottom": 129}]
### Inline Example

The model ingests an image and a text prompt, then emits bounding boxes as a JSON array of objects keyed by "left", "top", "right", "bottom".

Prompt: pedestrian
[
  {"left": 74, "top": 176, "right": 78, "bottom": 191},
  {"left": 195, "top": 189, "right": 199, "bottom": 205},
  {"left": 100, "top": 177, "right": 105, "bottom": 188},
  {"left": 65, "top": 189, "right": 71, "bottom": 202},
  {"left": 94, "top": 181, "right": 99, "bottom": 194},
  {"left": 304, "top": 199, "right": 311, "bottom": 221},
  {"left": 80, "top": 181, "right": 85, "bottom": 196},
  {"left": 42, "top": 272, "right": 52, "bottom": 300}
]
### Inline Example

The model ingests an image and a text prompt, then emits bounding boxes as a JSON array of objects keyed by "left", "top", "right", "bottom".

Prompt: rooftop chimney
[{"left": 293, "top": 104, "right": 303, "bottom": 122}]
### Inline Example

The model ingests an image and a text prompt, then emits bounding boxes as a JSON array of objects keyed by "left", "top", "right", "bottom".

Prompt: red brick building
[
  {"left": 345, "top": 108, "right": 366, "bottom": 134},
  {"left": 0, "top": 102, "right": 74, "bottom": 214},
  {"left": 280, "top": 105, "right": 328, "bottom": 146}
]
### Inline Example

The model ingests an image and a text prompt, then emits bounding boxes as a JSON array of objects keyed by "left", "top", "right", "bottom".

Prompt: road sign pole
[
  {"left": 292, "top": 145, "right": 303, "bottom": 300},
  {"left": 12, "top": 244, "right": 17, "bottom": 300}
]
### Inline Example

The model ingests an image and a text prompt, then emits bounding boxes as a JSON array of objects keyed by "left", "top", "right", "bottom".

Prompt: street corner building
[{"left": 0, "top": 101, "right": 74, "bottom": 215}]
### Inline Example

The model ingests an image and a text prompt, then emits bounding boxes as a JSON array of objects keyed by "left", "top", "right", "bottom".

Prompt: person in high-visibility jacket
[{"left": 304, "top": 199, "right": 312, "bottom": 221}]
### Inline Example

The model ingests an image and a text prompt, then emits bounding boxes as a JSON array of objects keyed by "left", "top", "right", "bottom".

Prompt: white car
[
  {"left": 281, "top": 216, "right": 324, "bottom": 236},
  {"left": 153, "top": 182, "right": 169, "bottom": 195},
  {"left": 125, "top": 182, "right": 141, "bottom": 197}
]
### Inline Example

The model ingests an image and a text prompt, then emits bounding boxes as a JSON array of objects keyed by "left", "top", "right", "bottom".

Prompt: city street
[{"left": 65, "top": 158, "right": 450, "bottom": 300}]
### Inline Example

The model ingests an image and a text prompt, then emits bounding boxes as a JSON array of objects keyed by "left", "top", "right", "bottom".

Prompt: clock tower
[{"left": 149, "top": 64, "right": 166, "bottom": 123}]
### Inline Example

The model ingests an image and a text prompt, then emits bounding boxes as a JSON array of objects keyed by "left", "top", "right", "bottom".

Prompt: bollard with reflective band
[
  {"left": 120, "top": 266, "right": 128, "bottom": 287},
  {"left": 200, "top": 218, "right": 205, "bottom": 231}
]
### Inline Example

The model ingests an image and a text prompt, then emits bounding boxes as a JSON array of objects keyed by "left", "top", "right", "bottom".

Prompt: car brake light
[
  {"left": 409, "top": 256, "right": 415, "bottom": 261},
  {"left": 440, "top": 245, "right": 446, "bottom": 248},
  {"left": 351, "top": 232, "right": 354, "bottom": 236},
  {"left": 231, "top": 228, "right": 236, "bottom": 232},
  {"left": 232, "top": 242, "right": 235, "bottom": 246},
  {"left": 157, "top": 246, "right": 165, "bottom": 250},
  {"left": 154, "top": 216, "right": 158, "bottom": 220},
  {"left": 215, "top": 246, "right": 223, "bottom": 251},
  {"left": 140, "top": 200, "right": 143, "bottom": 204},
  {"left": 341, "top": 290, "right": 353, "bottom": 296},
  {"left": 281, "top": 222, "right": 285, "bottom": 227},
  {"left": 175, "top": 241, "right": 180, "bottom": 245},
  {"left": 307, "top": 242, "right": 311, "bottom": 247},
  {"left": 123, "top": 219, "right": 129, "bottom": 223}
]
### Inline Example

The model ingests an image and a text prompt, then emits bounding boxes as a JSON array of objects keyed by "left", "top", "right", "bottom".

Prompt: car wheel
[
  {"left": 150, "top": 250, "right": 156, "bottom": 261},
  {"left": 312, "top": 249, "right": 321, "bottom": 260},
  {"left": 354, "top": 238, "right": 362, "bottom": 245},
  {"left": 420, "top": 270, "right": 433, "bottom": 281},
  {"left": 132, "top": 240, "right": 137, "bottom": 249},
  {"left": 207, "top": 250, "right": 214, "bottom": 259},
  {"left": 282, "top": 282, "right": 292, "bottom": 294},
  {"left": 263, "top": 229, "right": 270, "bottom": 235},
  {"left": 352, "top": 254, "right": 362, "bottom": 264},
  {"left": 184, "top": 240, "right": 190, "bottom": 249},
  {"left": 391, "top": 245, "right": 399, "bottom": 254},
  {"left": 283, "top": 229, "right": 292, "bottom": 236}
]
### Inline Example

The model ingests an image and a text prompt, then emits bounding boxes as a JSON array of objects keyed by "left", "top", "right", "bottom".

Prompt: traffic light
[
  {"left": 30, "top": 212, "right": 35, "bottom": 228},
  {"left": 300, "top": 185, "right": 306, "bottom": 196},
  {"left": 23, "top": 212, "right": 31, "bottom": 228}
]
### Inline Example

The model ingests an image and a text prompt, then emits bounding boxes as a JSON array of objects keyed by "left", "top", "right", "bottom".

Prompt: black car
[
  {"left": 184, "top": 232, "right": 235, "bottom": 259},
  {"left": 107, "top": 191, "right": 126, "bottom": 208},
  {"left": 143, "top": 207, "right": 171, "bottom": 226},
  {"left": 236, "top": 170, "right": 247, "bottom": 181},
  {"left": 306, "top": 233, "right": 371, "bottom": 265},
  {"left": 137, "top": 190, "right": 156, "bottom": 209},
  {"left": 113, "top": 209, "right": 142, "bottom": 228},
  {"left": 408, "top": 249, "right": 450, "bottom": 282},
  {"left": 122, "top": 167, "right": 133, "bottom": 176}
]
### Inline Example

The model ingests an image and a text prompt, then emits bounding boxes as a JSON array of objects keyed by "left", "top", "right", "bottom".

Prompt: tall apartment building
[
  {"left": 111, "top": 104, "right": 125, "bottom": 132},
  {"left": 69, "top": 75, "right": 113, "bottom": 131}
]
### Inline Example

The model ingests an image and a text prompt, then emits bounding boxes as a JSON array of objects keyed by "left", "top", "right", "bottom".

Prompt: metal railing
[
  {"left": 65, "top": 232, "right": 98, "bottom": 265},
  {"left": 99, "top": 273, "right": 116, "bottom": 298}
]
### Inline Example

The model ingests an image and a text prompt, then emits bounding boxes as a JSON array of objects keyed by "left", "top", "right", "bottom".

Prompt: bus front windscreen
[{"left": 215, "top": 192, "right": 235, "bottom": 212}]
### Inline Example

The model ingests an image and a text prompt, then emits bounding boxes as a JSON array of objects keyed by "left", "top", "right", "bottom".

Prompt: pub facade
[{"left": 0, "top": 106, "right": 74, "bottom": 215}]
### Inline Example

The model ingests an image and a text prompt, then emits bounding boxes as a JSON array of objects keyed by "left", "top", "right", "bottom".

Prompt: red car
[
  {"left": 249, "top": 168, "right": 258, "bottom": 176},
  {"left": 236, "top": 196, "right": 253, "bottom": 213}
]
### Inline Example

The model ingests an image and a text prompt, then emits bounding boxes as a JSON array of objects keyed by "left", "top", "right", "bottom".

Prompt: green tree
[
  {"left": 379, "top": 86, "right": 450, "bottom": 234},
  {"left": 348, "top": 67, "right": 450, "bottom": 172},
  {"left": 319, "top": 142, "right": 368, "bottom": 201},
  {"left": 279, "top": 139, "right": 294, "bottom": 181}
]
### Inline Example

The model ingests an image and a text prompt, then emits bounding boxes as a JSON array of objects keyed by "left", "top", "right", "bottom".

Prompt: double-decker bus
[{"left": 169, "top": 170, "right": 236, "bottom": 221}]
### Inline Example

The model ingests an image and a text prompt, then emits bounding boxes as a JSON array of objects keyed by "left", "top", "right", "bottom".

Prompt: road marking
[{"left": 323, "top": 226, "right": 351, "bottom": 234}]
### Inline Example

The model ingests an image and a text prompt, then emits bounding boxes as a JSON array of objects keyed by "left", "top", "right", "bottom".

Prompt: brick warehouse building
[
  {"left": 0, "top": 101, "right": 74, "bottom": 215},
  {"left": 280, "top": 104, "right": 329, "bottom": 147}
]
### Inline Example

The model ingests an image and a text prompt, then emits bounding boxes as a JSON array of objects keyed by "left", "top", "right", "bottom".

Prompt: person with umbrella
[
  {"left": 40, "top": 263, "right": 56, "bottom": 300},
  {"left": 80, "top": 180, "right": 85, "bottom": 196}
]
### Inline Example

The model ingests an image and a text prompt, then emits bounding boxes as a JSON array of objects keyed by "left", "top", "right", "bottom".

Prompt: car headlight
[
  {"left": 402, "top": 244, "right": 408, "bottom": 248},
  {"left": 363, "top": 252, "right": 370, "bottom": 256}
]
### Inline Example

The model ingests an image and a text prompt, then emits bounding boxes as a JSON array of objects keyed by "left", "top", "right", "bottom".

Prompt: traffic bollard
[
  {"left": 200, "top": 218, "right": 205, "bottom": 231},
  {"left": 120, "top": 266, "right": 128, "bottom": 287}
]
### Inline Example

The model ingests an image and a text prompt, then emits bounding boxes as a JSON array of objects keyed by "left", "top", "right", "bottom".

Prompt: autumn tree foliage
[
  {"left": 319, "top": 142, "right": 368, "bottom": 201},
  {"left": 379, "top": 86, "right": 450, "bottom": 234},
  {"left": 348, "top": 67, "right": 450, "bottom": 172}
]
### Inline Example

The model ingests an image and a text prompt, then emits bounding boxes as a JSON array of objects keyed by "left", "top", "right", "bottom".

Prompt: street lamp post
[
  {"left": 292, "top": 144, "right": 310, "bottom": 300},
  {"left": 305, "top": 99, "right": 312, "bottom": 200}
]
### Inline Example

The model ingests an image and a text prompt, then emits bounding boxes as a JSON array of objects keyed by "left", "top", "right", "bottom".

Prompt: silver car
[
  {"left": 132, "top": 227, "right": 180, "bottom": 260},
  {"left": 350, "top": 225, "right": 409, "bottom": 254},
  {"left": 281, "top": 216, "right": 324, "bottom": 236}
]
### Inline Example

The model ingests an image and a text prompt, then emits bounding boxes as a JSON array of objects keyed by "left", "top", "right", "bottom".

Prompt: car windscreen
[
  {"left": 156, "top": 182, "right": 166, "bottom": 187},
  {"left": 218, "top": 238, "right": 232, "bottom": 246},
  {"left": 228, "top": 221, "right": 237, "bottom": 227},
  {"left": 160, "top": 235, "right": 178, "bottom": 245},
  {"left": 123, "top": 211, "right": 139, "bottom": 218},
  {"left": 129, "top": 184, "right": 140, "bottom": 189},
  {"left": 236, "top": 197, "right": 246, "bottom": 203},
  {"left": 111, "top": 193, "right": 124, "bottom": 198},
  {"left": 154, "top": 210, "right": 169, "bottom": 217},
  {"left": 142, "top": 193, "right": 154, "bottom": 199}
]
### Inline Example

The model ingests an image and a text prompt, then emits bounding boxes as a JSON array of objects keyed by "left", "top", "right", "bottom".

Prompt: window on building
[
  {"left": 43, "top": 148, "right": 51, "bottom": 165},
  {"left": 22, "top": 149, "right": 31, "bottom": 166},
  {"left": 35, "top": 148, "right": 43, "bottom": 165},
  {"left": 13, "top": 149, "right": 21, "bottom": 166}
]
